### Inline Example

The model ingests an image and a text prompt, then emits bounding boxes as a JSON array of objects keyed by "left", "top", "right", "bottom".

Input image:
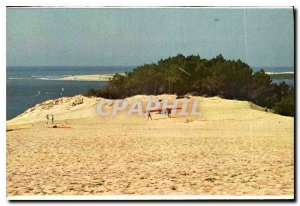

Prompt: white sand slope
[
  {"left": 7, "top": 95, "right": 100, "bottom": 125},
  {"left": 6, "top": 95, "right": 294, "bottom": 196}
]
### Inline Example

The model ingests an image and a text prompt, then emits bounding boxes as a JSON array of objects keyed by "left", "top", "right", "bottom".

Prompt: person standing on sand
[
  {"left": 46, "top": 114, "right": 49, "bottom": 124},
  {"left": 166, "top": 108, "right": 171, "bottom": 118},
  {"left": 51, "top": 114, "right": 54, "bottom": 124},
  {"left": 265, "top": 107, "right": 269, "bottom": 113},
  {"left": 147, "top": 111, "right": 152, "bottom": 120}
]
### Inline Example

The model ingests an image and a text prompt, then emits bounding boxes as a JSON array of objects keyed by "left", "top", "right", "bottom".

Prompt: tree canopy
[{"left": 86, "top": 54, "right": 294, "bottom": 117}]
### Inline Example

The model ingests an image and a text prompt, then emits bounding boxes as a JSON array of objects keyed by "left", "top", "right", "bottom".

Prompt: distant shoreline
[
  {"left": 54, "top": 71, "right": 294, "bottom": 82},
  {"left": 9, "top": 71, "right": 291, "bottom": 82},
  {"left": 6, "top": 73, "right": 126, "bottom": 82},
  {"left": 265, "top": 71, "right": 294, "bottom": 75},
  {"left": 7, "top": 71, "right": 294, "bottom": 81},
  {"left": 267, "top": 72, "right": 294, "bottom": 80},
  {"left": 56, "top": 74, "right": 125, "bottom": 81}
]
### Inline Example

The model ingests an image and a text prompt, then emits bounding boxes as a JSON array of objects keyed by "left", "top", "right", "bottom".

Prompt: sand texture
[{"left": 6, "top": 95, "right": 294, "bottom": 197}]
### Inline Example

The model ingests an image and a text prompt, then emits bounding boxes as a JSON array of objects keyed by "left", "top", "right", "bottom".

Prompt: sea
[
  {"left": 252, "top": 66, "right": 295, "bottom": 86},
  {"left": 6, "top": 66, "right": 294, "bottom": 120},
  {"left": 6, "top": 66, "right": 134, "bottom": 120}
]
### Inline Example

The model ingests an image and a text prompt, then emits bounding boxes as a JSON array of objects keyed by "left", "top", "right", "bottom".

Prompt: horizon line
[
  {"left": 6, "top": 65, "right": 294, "bottom": 68},
  {"left": 6, "top": 65, "right": 138, "bottom": 68}
]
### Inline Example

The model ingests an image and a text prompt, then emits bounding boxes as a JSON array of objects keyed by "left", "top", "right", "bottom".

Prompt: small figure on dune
[
  {"left": 51, "top": 114, "right": 54, "bottom": 124},
  {"left": 147, "top": 111, "right": 152, "bottom": 120},
  {"left": 46, "top": 114, "right": 49, "bottom": 124},
  {"left": 166, "top": 108, "right": 171, "bottom": 118},
  {"left": 265, "top": 107, "right": 268, "bottom": 113}
]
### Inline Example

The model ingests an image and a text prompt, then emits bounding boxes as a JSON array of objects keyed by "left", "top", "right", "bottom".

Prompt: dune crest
[
  {"left": 7, "top": 94, "right": 288, "bottom": 126},
  {"left": 7, "top": 95, "right": 100, "bottom": 125},
  {"left": 6, "top": 94, "right": 294, "bottom": 196}
]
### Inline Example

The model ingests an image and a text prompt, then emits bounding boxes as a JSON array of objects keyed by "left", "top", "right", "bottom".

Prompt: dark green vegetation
[{"left": 86, "top": 54, "right": 294, "bottom": 117}]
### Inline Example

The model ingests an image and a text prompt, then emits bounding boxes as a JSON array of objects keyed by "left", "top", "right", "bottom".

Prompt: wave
[
  {"left": 31, "top": 75, "right": 63, "bottom": 80},
  {"left": 7, "top": 77, "right": 32, "bottom": 80},
  {"left": 35, "top": 77, "right": 57, "bottom": 80},
  {"left": 266, "top": 71, "right": 294, "bottom": 75},
  {"left": 8, "top": 74, "right": 116, "bottom": 81},
  {"left": 7, "top": 76, "right": 60, "bottom": 80},
  {"left": 45, "top": 92, "right": 57, "bottom": 95}
]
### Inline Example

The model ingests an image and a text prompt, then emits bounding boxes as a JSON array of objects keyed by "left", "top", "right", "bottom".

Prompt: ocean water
[
  {"left": 6, "top": 66, "right": 134, "bottom": 120},
  {"left": 252, "top": 66, "right": 294, "bottom": 87},
  {"left": 252, "top": 66, "right": 294, "bottom": 73},
  {"left": 6, "top": 66, "right": 294, "bottom": 120}
]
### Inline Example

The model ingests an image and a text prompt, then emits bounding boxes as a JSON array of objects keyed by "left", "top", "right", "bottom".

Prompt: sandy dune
[{"left": 6, "top": 95, "right": 294, "bottom": 197}]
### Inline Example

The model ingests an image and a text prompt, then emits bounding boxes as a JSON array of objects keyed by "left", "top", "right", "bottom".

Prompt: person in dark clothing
[
  {"left": 46, "top": 114, "right": 49, "bottom": 124},
  {"left": 147, "top": 111, "right": 152, "bottom": 120},
  {"left": 166, "top": 108, "right": 171, "bottom": 118}
]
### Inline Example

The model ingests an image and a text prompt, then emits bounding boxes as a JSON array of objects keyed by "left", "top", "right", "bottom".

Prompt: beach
[
  {"left": 56, "top": 74, "right": 124, "bottom": 81},
  {"left": 6, "top": 95, "right": 294, "bottom": 197}
]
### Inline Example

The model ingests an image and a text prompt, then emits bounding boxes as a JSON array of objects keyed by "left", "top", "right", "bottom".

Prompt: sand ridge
[{"left": 6, "top": 95, "right": 294, "bottom": 196}]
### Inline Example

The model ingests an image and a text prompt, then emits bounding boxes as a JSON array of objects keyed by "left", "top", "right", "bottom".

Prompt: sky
[{"left": 7, "top": 8, "right": 294, "bottom": 67}]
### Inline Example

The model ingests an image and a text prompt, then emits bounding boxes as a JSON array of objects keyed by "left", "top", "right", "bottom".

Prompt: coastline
[
  {"left": 39, "top": 72, "right": 296, "bottom": 82},
  {"left": 265, "top": 71, "right": 294, "bottom": 75},
  {"left": 56, "top": 73, "right": 125, "bottom": 81},
  {"left": 7, "top": 71, "right": 293, "bottom": 82},
  {"left": 6, "top": 70, "right": 294, "bottom": 121}
]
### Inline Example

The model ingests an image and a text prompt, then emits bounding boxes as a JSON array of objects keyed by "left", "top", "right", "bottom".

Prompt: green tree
[{"left": 273, "top": 88, "right": 294, "bottom": 116}]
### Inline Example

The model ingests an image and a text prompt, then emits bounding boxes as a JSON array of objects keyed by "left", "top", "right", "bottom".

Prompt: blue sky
[{"left": 7, "top": 8, "right": 294, "bottom": 67}]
